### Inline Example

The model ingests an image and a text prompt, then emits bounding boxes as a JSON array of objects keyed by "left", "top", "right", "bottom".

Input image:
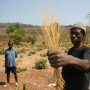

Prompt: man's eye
[
  {"left": 71, "top": 33, "right": 79, "bottom": 35},
  {"left": 75, "top": 33, "right": 79, "bottom": 35}
]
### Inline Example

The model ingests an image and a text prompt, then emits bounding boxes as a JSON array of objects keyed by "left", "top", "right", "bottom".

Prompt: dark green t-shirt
[{"left": 62, "top": 46, "right": 90, "bottom": 90}]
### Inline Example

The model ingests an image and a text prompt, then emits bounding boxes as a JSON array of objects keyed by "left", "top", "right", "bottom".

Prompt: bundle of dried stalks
[{"left": 41, "top": 13, "right": 65, "bottom": 90}]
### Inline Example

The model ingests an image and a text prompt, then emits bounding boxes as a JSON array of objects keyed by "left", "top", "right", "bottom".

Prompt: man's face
[
  {"left": 70, "top": 28, "right": 84, "bottom": 44},
  {"left": 8, "top": 42, "right": 13, "bottom": 48}
]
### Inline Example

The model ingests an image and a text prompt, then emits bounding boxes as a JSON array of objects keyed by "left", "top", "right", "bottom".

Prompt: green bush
[
  {"left": 13, "top": 29, "right": 26, "bottom": 45},
  {"left": 36, "top": 45, "right": 47, "bottom": 51},
  {"left": 23, "top": 84, "right": 30, "bottom": 90},
  {"left": 20, "top": 55, "right": 23, "bottom": 58},
  {"left": 16, "top": 87, "right": 20, "bottom": 90},
  {"left": 16, "top": 60, "right": 19, "bottom": 65},
  {"left": 35, "top": 59, "right": 47, "bottom": 69},
  {"left": 27, "top": 35, "right": 37, "bottom": 44},
  {"left": 0, "top": 48, "right": 5, "bottom": 55},
  {"left": 17, "top": 68, "right": 27, "bottom": 73},
  {"left": 18, "top": 48, "right": 26, "bottom": 54},
  {"left": 6, "top": 24, "right": 21, "bottom": 33},
  {"left": 40, "top": 53, "right": 47, "bottom": 57},
  {"left": 28, "top": 51, "right": 36, "bottom": 56}
]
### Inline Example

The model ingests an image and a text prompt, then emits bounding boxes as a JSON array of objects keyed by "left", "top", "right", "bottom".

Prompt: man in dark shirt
[{"left": 47, "top": 22, "right": 90, "bottom": 90}]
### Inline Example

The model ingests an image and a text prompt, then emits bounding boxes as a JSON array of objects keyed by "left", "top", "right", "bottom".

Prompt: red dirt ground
[{"left": 0, "top": 69, "right": 56, "bottom": 90}]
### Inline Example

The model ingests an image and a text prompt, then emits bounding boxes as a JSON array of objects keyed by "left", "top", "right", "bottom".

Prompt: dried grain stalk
[{"left": 41, "top": 13, "right": 65, "bottom": 90}]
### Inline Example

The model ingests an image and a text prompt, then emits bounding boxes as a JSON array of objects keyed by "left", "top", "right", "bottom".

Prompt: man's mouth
[{"left": 71, "top": 38, "right": 77, "bottom": 42}]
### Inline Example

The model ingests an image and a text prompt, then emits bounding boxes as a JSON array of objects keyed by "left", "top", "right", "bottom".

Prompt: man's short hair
[{"left": 8, "top": 40, "right": 13, "bottom": 44}]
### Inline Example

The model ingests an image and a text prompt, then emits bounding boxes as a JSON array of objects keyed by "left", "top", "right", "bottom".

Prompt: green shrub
[
  {"left": 36, "top": 45, "right": 48, "bottom": 51},
  {"left": 40, "top": 53, "right": 47, "bottom": 57},
  {"left": 28, "top": 51, "right": 36, "bottom": 56},
  {"left": 16, "top": 87, "right": 20, "bottom": 90},
  {"left": 36, "top": 47, "right": 44, "bottom": 51},
  {"left": 20, "top": 48, "right": 26, "bottom": 54},
  {"left": 35, "top": 59, "right": 47, "bottom": 69},
  {"left": 6, "top": 24, "right": 21, "bottom": 33},
  {"left": 23, "top": 84, "right": 30, "bottom": 90},
  {"left": 17, "top": 68, "right": 27, "bottom": 73},
  {"left": 17, "top": 50, "right": 20, "bottom": 54},
  {"left": 18, "top": 48, "right": 26, "bottom": 54},
  {"left": 0, "top": 48, "right": 5, "bottom": 55},
  {"left": 27, "top": 35, "right": 37, "bottom": 44},
  {"left": 16, "top": 60, "right": 19, "bottom": 65},
  {"left": 20, "top": 55, "right": 23, "bottom": 58}
]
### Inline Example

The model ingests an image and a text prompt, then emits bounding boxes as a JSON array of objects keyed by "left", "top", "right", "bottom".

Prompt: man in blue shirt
[{"left": 4, "top": 40, "right": 18, "bottom": 87}]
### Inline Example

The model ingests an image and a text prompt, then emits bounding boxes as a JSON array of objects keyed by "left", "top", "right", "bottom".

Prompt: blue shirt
[{"left": 5, "top": 48, "right": 18, "bottom": 67}]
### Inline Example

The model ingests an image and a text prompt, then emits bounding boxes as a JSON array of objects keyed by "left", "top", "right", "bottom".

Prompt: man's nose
[{"left": 71, "top": 34, "right": 76, "bottom": 37}]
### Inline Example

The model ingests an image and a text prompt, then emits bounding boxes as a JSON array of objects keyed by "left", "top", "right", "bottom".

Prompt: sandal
[
  {"left": 4, "top": 83, "right": 10, "bottom": 87},
  {"left": 15, "top": 82, "right": 18, "bottom": 86}
]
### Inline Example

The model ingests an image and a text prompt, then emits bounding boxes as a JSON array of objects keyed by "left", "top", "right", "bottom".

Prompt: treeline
[
  {"left": 0, "top": 23, "right": 90, "bottom": 46},
  {"left": 0, "top": 22, "right": 40, "bottom": 29}
]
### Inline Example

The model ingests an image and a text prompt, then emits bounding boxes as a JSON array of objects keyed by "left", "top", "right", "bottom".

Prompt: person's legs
[
  {"left": 5, "top": 67, "right": 10, "bottom": 84},
  {"left": 14, "top": 73, "right": 18, "bottom": 83},
  {"left": 7, "top": 73, "right": 10, "bottom": 84},
  {"left": 4, "top": 67, "right": 10, "bottom": 87},
  {"left": 12, "top": 66, "right": 18, "bottom": 86}
]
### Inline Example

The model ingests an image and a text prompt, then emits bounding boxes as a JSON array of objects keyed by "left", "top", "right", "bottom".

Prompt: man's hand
[
  {"left": 47, "top": 50, "right": 90, "bottom": 71},
  {"left": 47, "top": 50, "right": 74, "bottom": 68}
]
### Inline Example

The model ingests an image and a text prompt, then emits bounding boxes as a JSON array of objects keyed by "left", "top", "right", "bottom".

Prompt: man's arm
[
  {"left": 47, "top": 50, "right": 90, "bottom": 71},
  {"left": 5, "top": 50, "right": 7, "bottom": 67},
  {"left": 15, "top": 50, "right": 18, "bottom": 58}
]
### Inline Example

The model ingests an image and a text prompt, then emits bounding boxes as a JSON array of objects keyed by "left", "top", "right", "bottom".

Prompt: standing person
[
  {"left": 47, "top": 22, "right": 90, "bottom": 90},
  {"left": 4, "top": 40, "right": 18, "bottom": 87}
]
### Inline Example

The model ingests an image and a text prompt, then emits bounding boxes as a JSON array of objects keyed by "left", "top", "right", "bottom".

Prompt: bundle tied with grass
[{"left": 41, "top": 13, "right": 65, "bottom": 89}]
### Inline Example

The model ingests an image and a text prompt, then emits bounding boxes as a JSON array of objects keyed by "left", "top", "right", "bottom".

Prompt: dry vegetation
[
  {"left": 0, "top": 23, "right": 90, "bottom": 90},
  {"left": 0, "top": 44, "right": 68, "bottom": 90}
]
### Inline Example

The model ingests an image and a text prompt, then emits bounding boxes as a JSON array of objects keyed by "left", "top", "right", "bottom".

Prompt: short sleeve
[
  {"left": 83, "top": 49, "right": 90, "bottom": 61},
  {"left": 15, "top": 50, "right": 18, "bottom": 58}
]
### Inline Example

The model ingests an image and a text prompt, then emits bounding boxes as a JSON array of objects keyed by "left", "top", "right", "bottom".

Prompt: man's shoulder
[
  {"left": 12, "top": 48, "right": 17, "bottom": 51},
  {"left": 82, "top": 46, "right": 90, "bottom": 51},
  {"left": 68, "top": 46, "right": 90, "bottom": 54},
  {"left": 5, "top": 48, "right": 9, "bottom": 51}
]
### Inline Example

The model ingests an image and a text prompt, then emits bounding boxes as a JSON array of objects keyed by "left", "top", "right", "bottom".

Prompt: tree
[
  {"left": 7, "top": 24, "right": 26, "bottom": 44},
  {"left": 27, "top": 35, "right": 37, "bottom": 44},
  {"left": 6, "top": 24, "right": 21, "bottom": 33},
  {"left": 9, "top": 29, "right": 26, "bottom": 45}
]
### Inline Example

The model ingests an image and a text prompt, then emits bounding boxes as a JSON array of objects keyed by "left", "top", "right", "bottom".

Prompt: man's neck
[
  {"left": 74, "top": 43, "right": 83, "bottom": 49},
  {"left": 9, "top": 47, "right": 13, "bottom": 51}
]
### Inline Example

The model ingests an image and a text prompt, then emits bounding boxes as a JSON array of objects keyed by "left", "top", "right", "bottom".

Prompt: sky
[{"left": 0, "top": 0, "right": 90, "bottom": 26}]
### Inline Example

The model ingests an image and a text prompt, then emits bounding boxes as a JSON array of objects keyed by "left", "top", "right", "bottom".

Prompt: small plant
[
  {"left": 27, "top": 51, "right": 36, "bottom": 56},
  {"left": 17, "top": 68, "right": 27, "bottom": 73},
  {"left": 30, "top": 45, "right": 35, "bottom": 48},
  {"left": 17, "top": 50, "right": 20, "bottom": 54},
  {"left": 16, "top": 87, "right": 20, "bottom": 90},
  {"left": 65, "top": 47, "right": 70, "bottom": 53},
  {"left": 36, "top": 45, "right": 48, "bottom": 51},
  {"left": 27, "top": 35, "right": 37, "bottom": 44},
  {"left": 23, "top": 83, "right": 30, "bottom": 90},
  {"left": 20, "top": 55, "right": 23, "bottom": 58},
  {"left": 35, "top": 59, "right": 47, "bottom": 69},
  {"left": 40, "top": 53, "right": 47, "bottom": 57},
  {"left": 20, "top": 48, "right": 26, "bottom": 54},
  {"left": 16, "top": 60, "right": 19, "bottom": 65},
  {"left": 0, "top": 48, "right": 5, "bottom": 55},
  {"left": 18, "top": 48, "right": 26, "bottom": 54}
]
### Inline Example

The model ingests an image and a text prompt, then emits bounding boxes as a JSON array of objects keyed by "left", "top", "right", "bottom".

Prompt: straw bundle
[{"left": 41, "top": 13, "right": 65, "bottom": 90}]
